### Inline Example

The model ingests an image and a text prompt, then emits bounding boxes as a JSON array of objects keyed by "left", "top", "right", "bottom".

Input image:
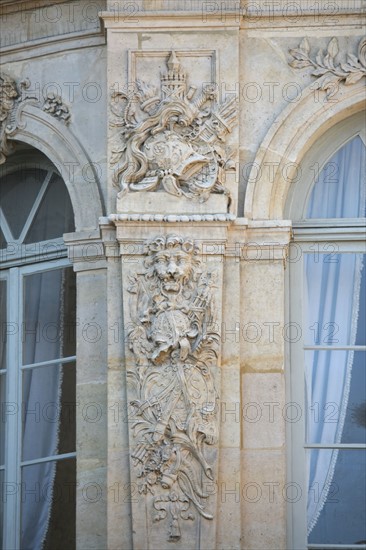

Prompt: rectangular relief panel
[{"left": 119, "top": 228, "right": 226, "bottom": 549}]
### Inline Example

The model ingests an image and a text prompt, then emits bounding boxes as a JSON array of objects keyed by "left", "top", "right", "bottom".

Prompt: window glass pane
[
  {"left": 306, "top": 136, "right": 366, "bottom": 218},
  {"left": 0, "top": 168, "right": 46, "bottom": 239},
  {"left": 308, "top": 450, "right": 366, "bottom": 545},
  {"left": 0, "top": 374, "right": 5, "bottom": 465},
  {"left": 22, "top": 362, "right": 75, "bottom": 461},
  {"left": 303, "top": 253, "right": 366, "bottom": 346},
  {"left": 22, "top": 267, "right": 76, "bottom": 365},
  {"left": 0, "top": 279, "right": 6, "bottom": 369},
  {"left": 0, "top": 227, "right": 6, "bottom": 249},
  {"left": 305, "top": 351, "right": 366, "bottom": 444},
  {"left": 57, "top": 363, "right": 76, "bottom": 456},
  {"left": 24, "top": 174, "right": 74, "bottom": 244},
  {"left": 21, "top": 457, "right": 76, "bottom": 550},
  {"left": 0, "top": 469, "right": 3, "bottom": 544}
]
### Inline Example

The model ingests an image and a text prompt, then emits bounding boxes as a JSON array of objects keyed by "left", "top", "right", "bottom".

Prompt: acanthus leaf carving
[
  {"left": 0, "top": 72, "right": 70, "bottom": 164},
  {"left": 289, "top": 36, "right": 366, "bottom": 99},
  {"left": 126, "top": 234, "right": 219, "bottom": 541},
  {"left": 110, "top": 51, "right": 237, "bottom": 202}
]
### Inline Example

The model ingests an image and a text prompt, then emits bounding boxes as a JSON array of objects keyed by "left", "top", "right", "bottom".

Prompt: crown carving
[{"left": 110, "top": 51, "right": 237, "bottom": 203}]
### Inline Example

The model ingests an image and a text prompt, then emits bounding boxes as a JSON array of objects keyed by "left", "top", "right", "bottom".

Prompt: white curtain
[
  {"left": 305, "top": 136, "right": 365, "bottom": 534},
  {"left": 21, "top": 269, "right": 65, "bottom": 550}
]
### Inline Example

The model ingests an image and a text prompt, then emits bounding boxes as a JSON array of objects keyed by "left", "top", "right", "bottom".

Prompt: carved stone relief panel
[
  {"left": 120, "top": 230, "right": 224, "bottom": 548},
  {"left": 0, "top": 72, "right": 70, "bottom": 164},
  {"left": 110, "top": 50, "right": 237, "bottom": 213},
  {"left": 289, "top": 36, "right": 366, "bottom": 99}
]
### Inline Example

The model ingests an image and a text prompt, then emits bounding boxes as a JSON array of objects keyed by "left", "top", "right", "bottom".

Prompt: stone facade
[{"left": 0, "top": 1, "right": 365, "bottom": 548}]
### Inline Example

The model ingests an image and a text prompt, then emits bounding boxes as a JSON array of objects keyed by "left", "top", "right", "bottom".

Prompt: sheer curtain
[
  {"left": 21, "top": 269, "right": 65, "bottom": 550},
  {"left": 305, "top": 136, "right": 365, "bottom": 533}
]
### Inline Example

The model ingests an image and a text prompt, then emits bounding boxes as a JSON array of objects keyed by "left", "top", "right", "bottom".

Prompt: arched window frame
[
  {"left": 0, "top": 150, "right": 77, "bottom": 549},
  {"left": 286, "top": 113, "right": 366, "bottom": 550},
  {"left": 0, "top": 151, "right": 72, "bottom": 269}
]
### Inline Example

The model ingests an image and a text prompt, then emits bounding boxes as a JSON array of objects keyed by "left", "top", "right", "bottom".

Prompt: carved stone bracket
[
  {"left": 0, "top": 72, "right": 70, "bottom": 164},
  {"left": 125, "top": 234, "right": 220, "bottom": 542},
  {"left": 110, "top": 51, "right": 237, "bottom": 203},
  {"left": 289, "top": 36, "right": 366, "bottom": 99}
]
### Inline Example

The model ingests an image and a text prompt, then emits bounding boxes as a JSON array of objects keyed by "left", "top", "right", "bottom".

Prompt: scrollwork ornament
[
  {"left": 0, "top": 72, "right": 70, "bottom": 164},
  {"left": 126, "top": 234, "right": 219, "bottom": 541},
  {"left": 0, "top": 72, "right": 19, "bottom": 164},
  {"left": 110, "top": 51, "right": 237, "bottom": 201}
]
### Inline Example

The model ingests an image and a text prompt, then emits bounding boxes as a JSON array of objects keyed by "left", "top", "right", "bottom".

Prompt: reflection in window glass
[
  {"left": 21, "top": 458, "right": 76, "bottom": 550},
  {"left": 0, "top": 169, "right": 46, "bottom": 239},
  {"left": 308, "top": 450, "right": 366, "bottom": 545},
  {"left": 305, "top": 351, "right": 366, "bottom": 445},
  {"left": 24, "top": 174, "right": 74, "bottom": 244}
]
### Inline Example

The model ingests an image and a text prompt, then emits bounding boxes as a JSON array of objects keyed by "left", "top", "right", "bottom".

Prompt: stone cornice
[
  {"left": 0, "top": 0, "right": 70, "bottom": 16},
  {"left": 100, "top": 10, "right": 241, "bottom": 30},
  {"left": 0, "top": 29, "right": 106, "bottom": 63},
  {"left": 100, "top": 8, "right": 364, "bottom": 33}
]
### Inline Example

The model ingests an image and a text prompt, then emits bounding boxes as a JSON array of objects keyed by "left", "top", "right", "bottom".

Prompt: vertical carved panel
[{"left": 125, "top": 234, "right": 219, "bottom": 544}]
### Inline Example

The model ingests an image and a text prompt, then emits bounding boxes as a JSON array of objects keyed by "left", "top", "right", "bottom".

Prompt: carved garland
[
  {"left": 126, "top": 234, "right": 219, "bottom": 541},
  {"left": 289, "top": 36, "right": 366, "bottom": 98},
  {"left": 110, "top": 51, "right": 237, "bottom": 202},
  {"left": 0, "top": 72, "right": 70, "bottom": 164}
]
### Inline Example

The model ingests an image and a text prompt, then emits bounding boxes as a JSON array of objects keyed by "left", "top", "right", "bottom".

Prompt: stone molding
[
  {"left": 101, "top": 5, "right": 365, "bottom": 33},
  {"left": 0, "top": 31, "right": 106, "bottom": 64},
  {"left": 103, "top": 216, "right": 292, "bottom": 261},
  {"left": 100, "top": 10, "right": 241, "bottom": 30},
  {"left": 0, "top": 100, "right": 103, "bottom": 231},
  {"left": 63, "top": 230, "right": 108, "bottom": 272},
  {"left": 108, "top": 213, "right": 236, "bottom": 223},
  {"left": 244, "top": 80, "right": 365, "bottom": 220}
]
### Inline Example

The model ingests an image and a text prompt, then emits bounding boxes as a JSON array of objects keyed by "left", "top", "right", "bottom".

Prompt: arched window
[
  {"left": 287, "top": 115, "right": 366, "bottom": 549},
  {"left": 0, "top": 148, "right": 76, "bottom": 549}
]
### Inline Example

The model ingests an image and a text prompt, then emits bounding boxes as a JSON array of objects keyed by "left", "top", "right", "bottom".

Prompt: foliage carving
[{"left": 289, "top": 36, "right": 366, "bottom": 98}]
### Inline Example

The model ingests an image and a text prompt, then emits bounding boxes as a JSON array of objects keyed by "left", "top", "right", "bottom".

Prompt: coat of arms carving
[
  {"left": 110, "top": 51, "right": 237, "bottom": 202},
  {"left": 126, "top": 235, "right": 219, "bottom": 541}
]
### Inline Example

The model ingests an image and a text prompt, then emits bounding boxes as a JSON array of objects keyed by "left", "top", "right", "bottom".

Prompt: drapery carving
[
  {"left": 126, "top": 234, "right": 219, "bottom": 541},
  {"left": 110, "top": 51, "right": 237, "bottom": 201}
]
